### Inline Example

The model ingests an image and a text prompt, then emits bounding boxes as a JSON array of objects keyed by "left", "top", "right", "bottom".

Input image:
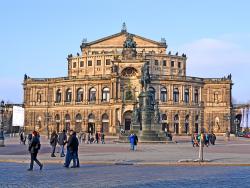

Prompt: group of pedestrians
[
  {"left": 191, "top": 132, "right": 216, "bottom": 147},
  {"left": 49, "top": 129, "right": 80, "bottom": 168},
  {"left": 129, "top": 133, "right": 138, "bottom": 151},
  {"left": 86, "top": 132, "right": 105, "bottom": 144}
]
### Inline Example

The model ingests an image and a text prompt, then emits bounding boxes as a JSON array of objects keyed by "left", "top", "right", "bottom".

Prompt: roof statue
[
  {"left": 123, "top": 33, "right": 137, "bottom": 48},
  {"left": 121, "top": 22, "right": 127, "bottom": 33}
]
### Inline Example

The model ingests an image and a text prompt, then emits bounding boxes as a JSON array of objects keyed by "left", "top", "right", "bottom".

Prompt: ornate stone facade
[{"left": 23, "top": 27, "right": 233, "bottom": 135}]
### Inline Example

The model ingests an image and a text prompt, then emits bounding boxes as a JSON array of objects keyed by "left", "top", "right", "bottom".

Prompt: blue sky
[{"left": 0, "top": 0, "right": 249, "bottom": 103}]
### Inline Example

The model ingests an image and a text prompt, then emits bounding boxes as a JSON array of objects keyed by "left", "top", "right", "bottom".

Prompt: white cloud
[{"left": 179, "top": 34, "right": 250, "bottom": 103}]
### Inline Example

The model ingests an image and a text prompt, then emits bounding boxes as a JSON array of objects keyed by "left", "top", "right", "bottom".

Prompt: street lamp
[
  {"left": 0, "top": 100, "right": 6, "bottom": 147},
  {"left": 234, "top": 118, "right": 240, "bottom": 136}
]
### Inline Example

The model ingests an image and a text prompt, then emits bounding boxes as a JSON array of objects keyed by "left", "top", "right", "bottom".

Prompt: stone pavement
[
  {"left": 1, "top": 163, "right": 250, "bottom": 188},
  {"left": 1, "top": 135, "right": 250, "bottom": 165}
]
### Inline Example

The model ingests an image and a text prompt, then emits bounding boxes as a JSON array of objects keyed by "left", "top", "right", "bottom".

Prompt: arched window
[
  {"left": 214, "top": 91, "right": 219, "bottom": 103},
  {"left": 56, "top": 89, "right": 61, "bottom": 103},
  {"left": 173, "top": 88, "right": 179, "bottom": 103},
  {"left": 88, "top": 113, "right": 95, "bottom": 122},
  {"left": 76, "top": 88, "right": 83, "bottom": 102},
  {"left": 184, "top": 88, "right": 189, "bottom": 103},
  {"left": 160, "top": 87, "right": 167, "bottom": 102},
  {"left": 75, "top": 113, "right": 82, "bottom": 122},
  {"left": 55, "top": 114, "right": 60, "bottom": 123},
  {"left": 121, "top": 67, "right": 138, "bottom": 77},
  {"left": 194, "top": 89, "right": 199, "bottom": 103},
  {"left": 102, "top": 87, "right": 110, "bottom": 102},
  {"left": 149, "top": 87, "right": 155, "bottom": 102},
  {"left": 65, "top": 88, "right": 72, "bottom": 102},
  {"left": 37, "top": 92, "right": 42, "bottom": 103},
  {"left": 89, "top": 87, "right": 96, "bottom": 102}
]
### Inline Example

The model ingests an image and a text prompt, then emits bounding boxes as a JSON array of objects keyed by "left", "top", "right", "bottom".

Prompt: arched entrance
[
  {"left": 195, "top": 115, "right": 199, "bottom": 133},
  {"left": 101, "top": 113, "right": 109, "bottom": 133},
  {"left": 174, "top": 114, "right": 179, "bottom": 134},
  {"left": 65, "top": 114, "right": 70, "bottom": 131},
  {"left": 88, "top": 113, "right": 95, "bottom": 135},
  {"left": 55, "top": 114, "right": 60, "bottom": 132},
  {"left": 161, "top": 114, "right": 168, "bottom": 132},
  {"left": 123, "top": 111, "right": 132, "bottom": 131},
  {"left": 75, "top": 113, "right": 82, "bottom": 133},
  {"left": 185, "top": 115, "right": 189, "bottom": 134}
]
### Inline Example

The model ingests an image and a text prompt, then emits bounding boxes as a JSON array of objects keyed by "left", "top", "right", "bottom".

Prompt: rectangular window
[
  {"left": 97, "top": 60, "right": 101, "bottom": 66},
  {"left": 163, "top": 60, "right": 167, "bottom": 66},
  {"left": 73, "top": 62, "right": 76, "bottom": 68},
  {"left": 178, "top": 62, "right": 181, "bottom": 68},
  {"left": 171, "top": 61, "right": 175, "bottom": 67},
  {"left": 155, "top": 60, "right": 159, "bottom": 66},
  {"left": 80, "top": 61, "right": 84, "bottom": 67},
  {"left": 88, "top": 60, "right": 92, "bottom": 66},
  {"left": 106, "top": 59, "right": 111, "bottom": 65}
]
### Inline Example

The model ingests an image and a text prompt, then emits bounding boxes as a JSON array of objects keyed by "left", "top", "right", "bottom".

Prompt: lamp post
[
  {"left": 234, "top": 118, "right": 240, "bottom": 136},
  {"left": 0, "top": 100, "right": 6, "bottom": 147}
]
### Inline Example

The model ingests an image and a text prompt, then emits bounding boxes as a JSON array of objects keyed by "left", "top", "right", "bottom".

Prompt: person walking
[
  {"left": 58, "top": 130, "right": 67, "bottom": 157},
  {"left": 210, "top": 132, "right": 216, "bottom": 145},
  {"left": 134, "top": 134, "right": 138, "bottom": 151},
  {"left": 101, "top": 133, "right": 105, "bottom": 144},
  {"left": 64, "top": 130, "right": 79, "bottom": 168},
  {"left": 129, "top": 134, "right": 135, "bottom": 150},
  {"left": 27, "top": 131, "right": 43, "bottom": 171},
  {"left": 72, "top": 131, "right": 80, "bottom": 168},
  {"left": 95, "top": 132, "right": 99, "bottom": 144},
  {"left": 50, "top": 130, "right": 58, "bottom": 157}
]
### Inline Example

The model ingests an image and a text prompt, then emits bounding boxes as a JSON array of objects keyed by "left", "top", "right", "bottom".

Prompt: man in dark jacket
[
  {"left": 58, "top": 130, "right": 67, "bottom": 157},
  {"left": 64, "top": 130, "right": 79, "bottom": 168},
  {"left": 134, "top": 134, "right": 138, "bottom": 151},
  {"left": 27, "top": 131, "right": 43, "bottom": 171},
  {"left": 50, "top": 130, "right": 58, "bottom": 157},
  {"left": 71, "top": 131, "right": 80, "bottom": 168}
]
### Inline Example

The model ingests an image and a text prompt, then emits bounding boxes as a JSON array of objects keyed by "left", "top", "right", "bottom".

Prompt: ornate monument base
[{"left": 132, "top": 91, "right": 170, "bottom": 142}]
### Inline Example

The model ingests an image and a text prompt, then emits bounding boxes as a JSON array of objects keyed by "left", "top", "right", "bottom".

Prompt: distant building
[
  {"left": 23, "top": 25, "right": 233, "bottom": 135},
  {"left": 1, "top": 103, "right": 23, "bottom": 133}
]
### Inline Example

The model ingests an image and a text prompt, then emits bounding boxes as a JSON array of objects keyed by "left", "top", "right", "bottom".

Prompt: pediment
[{"left": 87, "top": 32, "right": 165, "bottom": 48}]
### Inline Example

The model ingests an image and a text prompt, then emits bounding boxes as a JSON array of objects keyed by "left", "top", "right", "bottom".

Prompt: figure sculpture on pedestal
[{"left": 140, "top": 63, "right": 151, "bottom": 92}]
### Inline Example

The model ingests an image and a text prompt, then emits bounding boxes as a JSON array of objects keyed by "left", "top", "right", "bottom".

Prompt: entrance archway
[
  {"left": 101, "top": 113, "right": 109, "bottom": 133},
  {"left": 65, "top": 114, "right": 70, "bottom": 131},
  {"left": 185, "top": 115, "right": 189, "bottom": 134},
  {"left": 55, "top": 114, "right": 60, "bottom": 132},
  {"left": 174, "top": 114, "right": 179, "bottom": 134},
  {"left": 195, "top": 115, "right": 199, "bottom": 133},
  {"left": 161, "top": 114, "right": 168, "bottom": 132},
  {"left": 75, "top": 113, "right": 82, "bottom": 133},
  {"left": 123, "top": 111, "right": 132, "bottom": 131},
  {"left": 88, "top": 113, "right": 95, "bottom": 134}
]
